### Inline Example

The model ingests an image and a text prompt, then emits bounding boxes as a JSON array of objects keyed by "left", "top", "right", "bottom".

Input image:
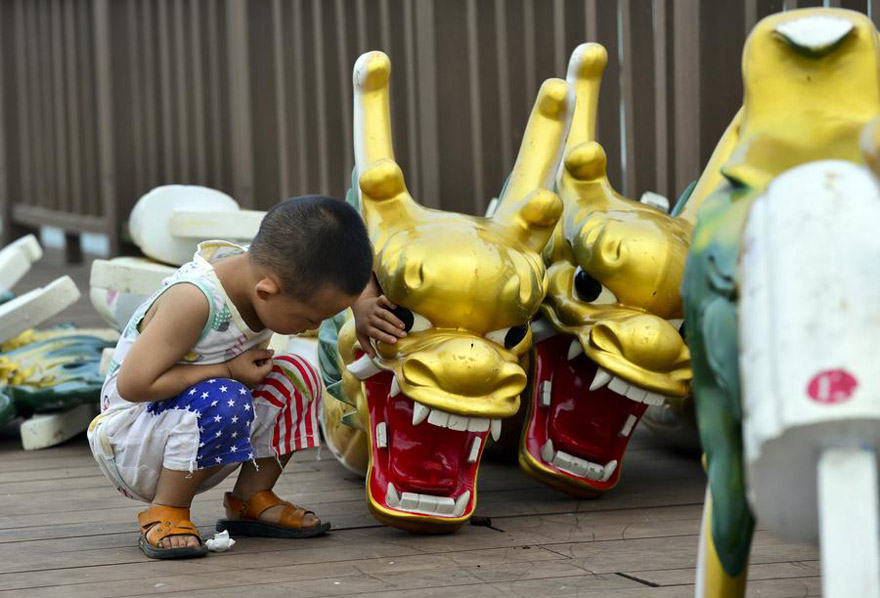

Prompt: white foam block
[
  {"left": 0, "top": 235, "right": 43, "bottom": 293},
  {"left": 20, "top": 403, "right": 98, "bottom": 450},
  {"left": 0, "top": 276, "right": 80, "bottom": 344}
]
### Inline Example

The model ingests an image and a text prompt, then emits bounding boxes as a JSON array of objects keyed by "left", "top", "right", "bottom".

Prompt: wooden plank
[
  {"left": 157, "top": 0, "right": 175, "bottom": 180},
  {"left": 50, "top": 0, "right": 68, "bottom": 217},
  {"left": 466, "top": 0, "right": 484, "bottom": 211},
  {"left": 64, "top": 0, "right": 84, "bottom": 216},
  {"left": 271, "top": 0, "right": 290, "bottom": 197},
  {"left": 586, "top": 0, "right": 623, "bottom": 190},
  {"left": 671, "top": 0, "right": 701, "bottom": 196},
  {"left": 226, "top": 0, "right": 254, "bottom": 206},
  {"left": 291, "top": 0, "right": 309, "bottom": 195},
  {"left": 93, "top": 0, "right": 119, "bottom": 254},
  {"left": 413, "top": 0, "right": 440, "bottom": 207}
]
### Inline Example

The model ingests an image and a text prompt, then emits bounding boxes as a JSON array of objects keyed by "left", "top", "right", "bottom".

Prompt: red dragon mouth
[
  {"left": 362, "top": 369, "right": 499, "bottom": 530},
  {"left": 521, "top": 334, "right": 661, "bottom": 495}
]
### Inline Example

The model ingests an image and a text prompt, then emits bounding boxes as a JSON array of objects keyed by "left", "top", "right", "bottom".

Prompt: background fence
[{"left": 1, "top": 0, "right": 877, "bottom": 258}]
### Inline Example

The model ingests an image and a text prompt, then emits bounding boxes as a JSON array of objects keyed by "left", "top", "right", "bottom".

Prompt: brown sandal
[
  {"left": 215, "top": 490, "right": 330, "bottom": 538},
  {"left": 137, "top": 505, "right": 207, "bottom": 559}
]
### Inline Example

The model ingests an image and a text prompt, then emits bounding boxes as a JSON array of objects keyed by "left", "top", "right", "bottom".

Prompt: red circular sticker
[{"left": 807, "top": 369, "right": 858, "bottom": 404}]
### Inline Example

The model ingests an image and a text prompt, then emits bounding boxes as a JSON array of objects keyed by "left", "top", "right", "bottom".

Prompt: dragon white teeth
[
  {"left": 490, "top": 419, "right": 502, "bottom": 442},
  {"left": 625, "top": 385, "right": 647, "bottom": 402},
  {"left": 389, "top": 374, "right": 402, "bottom": 398},
  {"left": 541, "top": 444, "right": 617, "bottom": 482},
  {"left": 412, "top": 401, "right": 493, "bottom": 434},
  {"left": 376, "top": 422, "right": 388, "bottom": 448},
  {"left": 386, "top": 483, "right": 400, "bottom": 507},
  {"left": 596, "top": 371, "right": 669, "bottom": 407},
  {"left": 412, "top": 401, "right": 430, "bottom": 426},
  {"left": 642, "top": 391, "right": 665, "bottom": 406},
  {"left": 347, "top": 354, "right": 383, "bottom": 380},
  {"left": 608, "top": 375, "right": 629, "bottom": 396},
  {"left": 385, "top": 488, "right": 465, "bottom": 517},
  {"left": 453, "top": 490, "right": 471, "bottom": 517},
  {"left": 447, "top": 414, "right": 469, "bottom": 431},
  {"left": 619, "top": 414, "right": 637, "bottom": 438},
  {"left": 467, "top": 437, "right": 482, "bottom": 463},
  {"left": 467, "top": 417, "right": 490, "bottom": 433},
  {"left": 427, "top": 408, "right": 450, "bottom": 428},
  {"left": 540, "top": 381, "right": 553, "bottom": 407},
  {"left": 602, "top": 460, "right": 618, "bottom": 482},
  {"left": 668, "top": 318, "right": 684, "bottom": 331},
  {"left": 567, "top": 340, "right": 585, "bottom": 361},
  {"left": 541, "top": 439, "right": 556, "bottom": 463},
  {"left": 590, "top": 367, "right": 613, "bottom": 391}
]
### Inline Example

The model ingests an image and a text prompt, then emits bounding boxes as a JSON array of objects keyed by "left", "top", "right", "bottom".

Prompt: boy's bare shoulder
[{"left": 142, "top": 282, "right": 210, "bottom": 334}]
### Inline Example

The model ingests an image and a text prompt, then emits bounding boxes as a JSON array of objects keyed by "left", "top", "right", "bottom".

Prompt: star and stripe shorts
[{"left": 89, "top": 353, "right": 322, "bottom": 503}]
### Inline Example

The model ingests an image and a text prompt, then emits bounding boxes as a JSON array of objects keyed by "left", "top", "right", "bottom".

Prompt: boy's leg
[
  {"left": 230, "top": 455, "right": 318, "bottom": 528},
  {"left": 136, "top": 378, "right": 260, "bottom": 552},
  {"left": 224, "top": 353, "right": 324, "bottom": 531},
  {"left": 151, "top": 466, "right": 220, "bottom": 548}
]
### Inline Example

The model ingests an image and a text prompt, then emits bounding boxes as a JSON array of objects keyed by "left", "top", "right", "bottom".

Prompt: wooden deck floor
[{"left": 0, "top": 253, "right": 821, "bottom": 598}]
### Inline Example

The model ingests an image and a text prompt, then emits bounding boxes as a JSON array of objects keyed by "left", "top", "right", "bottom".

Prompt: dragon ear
[
  {"left": 565, "top": 43, "right": 607, "bottom": 152},
  {"left": 493, "top": 78, "right": 572, "bottom": 252},
  {"left": 352, "top": 51, "right": 423, "bottom": 237}
]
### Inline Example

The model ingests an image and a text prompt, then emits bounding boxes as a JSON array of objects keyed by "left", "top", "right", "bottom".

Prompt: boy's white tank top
[{"left": 101, "top": 240, "right": 273, "bottom": 413}]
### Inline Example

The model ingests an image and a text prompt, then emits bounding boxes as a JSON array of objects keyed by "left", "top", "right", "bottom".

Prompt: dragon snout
[
  {"left": 589, "top": 314, "right": 689, "bottom": 372},
  {"left": 402, "top": 337, "right": 526, "bottom": 399}
]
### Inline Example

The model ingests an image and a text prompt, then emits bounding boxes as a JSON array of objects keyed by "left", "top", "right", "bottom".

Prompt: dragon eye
[
  {"left": 486, "top": 324, "right": 530, "bottom": 350},
  {"left": 390, "top": 306, "right": 432, "bottom": 333},
  {"left": 573, "top": 267, "right": 617, "bottom": 305}
]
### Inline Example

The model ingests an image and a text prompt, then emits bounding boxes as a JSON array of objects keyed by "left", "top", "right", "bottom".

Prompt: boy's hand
[
  {"left": 226, "top": 348, "right": 275, "bottom": 387},
  {"left": 352, "top": 294, "right": 406, "bottom": 359}
]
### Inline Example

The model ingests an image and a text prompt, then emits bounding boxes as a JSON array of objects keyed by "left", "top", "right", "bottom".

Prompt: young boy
[{"left": 88, "top": 195, "right": 378, "bottom": 559}]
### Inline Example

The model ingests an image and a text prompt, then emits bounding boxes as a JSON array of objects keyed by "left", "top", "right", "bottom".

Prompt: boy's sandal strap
[
  {"left": 138, "top": 505, "right": 203, "bottom": 547},
  {"left": 224, "top": 490, "right": 318, "bottom": 530}
]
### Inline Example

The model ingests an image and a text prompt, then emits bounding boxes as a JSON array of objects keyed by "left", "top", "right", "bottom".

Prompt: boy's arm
[
  {"left": 351, "top": 272, "right": 406, "bottom": 358},
  {"left": 116, "top": 284, "right": 230, "bottom": 402}
]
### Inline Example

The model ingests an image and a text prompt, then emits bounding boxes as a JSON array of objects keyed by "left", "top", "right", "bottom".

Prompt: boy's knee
[
  {"left": 270, "top": 355, "right": 321, "bottom": 402},
  {"left": 187, "top": 378, "right": 254, "bottom": 421}
]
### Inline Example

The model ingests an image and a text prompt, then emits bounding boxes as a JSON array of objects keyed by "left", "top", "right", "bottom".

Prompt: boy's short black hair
[{"left": 249, "top": 195, "right": 372, "bottom": 301}]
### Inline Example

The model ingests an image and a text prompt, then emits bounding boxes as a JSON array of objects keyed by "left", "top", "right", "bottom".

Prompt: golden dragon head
[
  {"left": 326, "top": 51, "right": 573, "bottom": 532},
  {"left": 518, "top": 44, "right": 693, "bottom": 496}
]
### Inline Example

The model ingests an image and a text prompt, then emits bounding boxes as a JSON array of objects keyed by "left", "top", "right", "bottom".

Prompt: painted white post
[{"left": 818, "top": 448, "right": 880, "bottom": 598}]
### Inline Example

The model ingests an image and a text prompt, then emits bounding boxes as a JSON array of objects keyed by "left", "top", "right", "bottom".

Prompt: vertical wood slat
[
  {"left": 312, "top": 0, "right": 329, "bottom": 194},
  {"left": 414, "top": 0, "right": 440, "bottom": 207},
  {"left": 77, "top": 0, "right": 98, "bottom": 216},
  {"left": 190, "top": 0, "right": 207, "bottom": 184},
  {"left": 206, "top": 0, "right": 223, "bottom": 188},
  {"left": 93, "top": 0, "right": 119, "bottom": 254},
  {"left": 50, "top": 0, "right": 69, "bottom": 215},
  {"left": 13, "top": 0, "right": 33, "bottom": 210},
  {"left": 292, "top": 0, "right": 308, "bottom": 196},
  {"left": 271, "top": 0, "right": 290, "bottom": 197},
  {"left": 494, "top": 0, "right": 512, "bottom": 173},
  {"left": 586, "top": 0, "right": 623, "bottom": 190},
  {"left": 157, "top": 0, "right": 174, "bottom": 180},
  {"left": 141, "top": 0, "right": 159, "bottom": 187},
  {"left": 0, "top": 4, "right": 9, "bottom": 244},
  {"left": 671, "top": 0, "right": 701, "bottom": 197},
  {"left": 402, "top": 0, "right": 421, "bottom": 199},
  {"left": 465, "top": 0, "right": 484, "bottom": 211},
  {"left": 126, "top": 0, "right": 145, "bottom": 196},
  {"left": 226, "top": 0, "right": 253, "bottom": 206},
  {"left": 173, "top": 0, "right": 190, "bottom": 181},
  {"left": 653, "top": 0, "right": 673, "bottom": 200},
  {"left": 335, "top": 0, "right": 354, "bottom": 190},
  {"left": 621, "top": 0, "right": 657, "bottom": 200},
  {"left": 27, "top": 1, "right": 45, "bottom": 211}
]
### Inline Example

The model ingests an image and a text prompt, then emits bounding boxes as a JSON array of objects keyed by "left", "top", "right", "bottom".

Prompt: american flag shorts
[{"left": 89, "top": 352, "right": 322, "bottom": 502}]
